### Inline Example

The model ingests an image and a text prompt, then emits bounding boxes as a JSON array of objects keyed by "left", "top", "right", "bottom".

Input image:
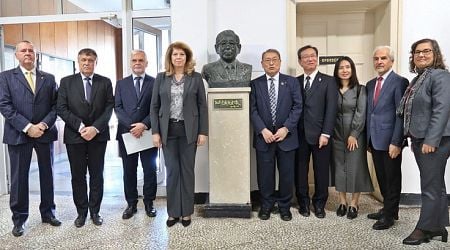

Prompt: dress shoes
[
  {"left": 372, "top": 217, "right": 394, "bottom": 230},
  {"left": 12, "top": 224, "right": 25, "bottom": 237},
  {"left": 258, "top": 208, "right": 271, "bottom": 220},
  {"left": 367, "top": 209, "right": 399, "bottom": 220},
  {"left": 336, "top": 204, "right": 347, "bottom": 217},
  {"left": 145, "top": 206, "right": 157, "bottom": 217},
  {"left": 402, "top": 229, "right": 430, "bottom": 245},
  {"left": 314, "top": 207, "right": 326, "bottom": 219},
  {"left": 91, "top": 214, "right": 103, "bottom": 226},
  {"left": 280, "top": 210, "right": 292, "bottom": 221},
  {"left": 299, "top": 206, "right": 310, "bottom": 217},
  {"left": 42, "top": 216, "right": 62, "bottom": 226},
  {"left": 426, "top": 228, "right": 448, "bottom": 242},
  {"left": 122, "top": 205, "right": 137, "bottom": 219},
  {"left": 74, "top": 215, "right": 86, "bottom": 228},
  {"left": 166, "top": 217, "right": 179, "bottom": 227},
  {"left": 347, "top": 206, "right": 358, "bottom": 219},
  {"left": 181, "top": 218, "right": 192, "bottom": 227}
]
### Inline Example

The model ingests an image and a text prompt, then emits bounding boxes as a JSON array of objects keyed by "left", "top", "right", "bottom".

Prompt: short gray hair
[{"left": 373, "top": 45, "right": 395, "bottom": 62}]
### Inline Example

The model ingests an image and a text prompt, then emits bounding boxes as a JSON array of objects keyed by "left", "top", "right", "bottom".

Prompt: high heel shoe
[
  {"left": 402, "top": 229, "right": 430, "bottom": 245},
  {"left": 181, "top": 217, "right": 191, "bottom": 227},
  {"left": 426, "top": 229, "right": 448, "bottom": 242},
  {"left": 336, "top": 204, "right": 347, "bottom": 217},
  {"left": 346, "top": 206, "right": 358, "bottom": 219},
  {"left": 166, "top": 217, "right": 179, "bottom": 227}
]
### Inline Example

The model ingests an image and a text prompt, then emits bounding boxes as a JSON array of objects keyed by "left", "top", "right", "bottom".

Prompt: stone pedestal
[{"left": 204, "top": 87, "right": 252, "bottom": 218}]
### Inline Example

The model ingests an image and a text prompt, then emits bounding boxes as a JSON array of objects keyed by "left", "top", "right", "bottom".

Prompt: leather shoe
[
  {"left": 42, "top": 216, "right": 62, "bottom": 226},
  {"left": 166, "top": 217, "right": 179, "bottom": 227},
  {"left": 181, "top": 218, "right": 192, "bottom": 227},
  {"left": 403, "top": 229, "right": 430, "bottom": 245},
  {"left": 299, "top": 206, "right": 310, "bottom": 217},
  {"left": 74, "top": 215, "right": 86, "bottom": 228},
  {"left": 122, "top": 205, "right": 137, "bottom": 220},
  {"left": 347, "top": 206, "right": 358, "bottom": 219},
  {"left": 314, "top": 207, "right": 326, "bottom": 219},
  {"left": 12, "top": 224, "right": 25, "bottom": 237},
  {"left": 258, "top": 208, "right": 271, "bottom": 220},
  {"left": 280, "top": 210, "right": 292, "bottom": 221},
  {"left": 145, "top": 206, "right": 157, "bottom": 217},
  {"left": 367, "top": 209, "right": 399, "bottom": 220},
  {"left": 426, "top": 228, "right": 448, "bottom": 242},
  {"left": 372, "top": 217, "right": 394, "bottom": 230},
  {"left": 91, "top": 214, "right": 103, "bottom": 226},
  {"left": 336, "top": 204, "right": 347, "bottom": 217}
]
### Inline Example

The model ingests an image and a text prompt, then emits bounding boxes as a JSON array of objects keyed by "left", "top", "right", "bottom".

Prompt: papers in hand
[{"left": 121, "top": 130, "right": 154, "bottom": 155}]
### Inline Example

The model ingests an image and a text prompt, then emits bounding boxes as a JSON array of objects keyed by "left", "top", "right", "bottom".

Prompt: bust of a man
[{"left": 202, "top": 30, "right": 252, "bottom": 88}]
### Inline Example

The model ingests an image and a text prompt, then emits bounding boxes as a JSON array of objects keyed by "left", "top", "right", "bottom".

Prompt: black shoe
[
  {"left": 367, "top": 209, "right": 399, "bottom": 220},
  {"left": 314, "top": 207, "right": 326, "bottom": 219},
  {"left": 181, "top": 218, "right": 192, "bottom": 227},
  {"left": 91, "top": 214, "right": 103, "bottom": 226},
  {"left": 347, "top": 206, "right": 358, "bottom": 219},
  {"left": 336, "top": 204, "right": 347, "bottom": 217},
  {"left": 372, "top": 217, "right": 394, "bottom": 230},
  {"left": 403, "top": 229, "right": 430, "bottom": 245},
  {"left": 299, "top": 206, "right": 310, "bottom": 217},
  {"left": 145, "top": 206, "right": 157, "bottom": 217},
  {"left": 426, "top": 228, "right": 448, "bottom": 243},
  {"left": 280, "top": 210, "right": 292, "bottom": 221},
  {"left": 166, "top": 217, "right": 179, "bottom": 227},
  {"left": 258, "top": 208, "right": 271, "bottom": 220},
  {"left": 12, "top": 224, "right": 25, "bottom": 237},
  {"left": 122, "top": 205, "right": 137, "bottom": 220},
  {"left": 42, "top": 216, "right": 62, "bottom": 226},
  {"left": 74, "top": 215, "right": 86, "bottom": 228}
]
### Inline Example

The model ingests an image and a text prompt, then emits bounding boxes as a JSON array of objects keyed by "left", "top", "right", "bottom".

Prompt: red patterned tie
[{"left": 373, "top": 76, "right": 383, "bottom": 105}]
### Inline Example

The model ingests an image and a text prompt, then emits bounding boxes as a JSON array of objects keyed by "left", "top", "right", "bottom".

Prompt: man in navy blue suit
[
  {"left": 115, "top": 50, "right": 158, "bottom": 219},
  {"left": 366, "top": 46, "right": 408, "bottom": 230},
  {"left": 250, "top": 49, "right": 302, "bottom": 221},
  {"left": 0, "top": 40, "right": 60, "bottom": 237}
]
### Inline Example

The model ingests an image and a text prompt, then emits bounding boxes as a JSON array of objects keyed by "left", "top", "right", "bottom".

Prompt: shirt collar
[
  {"left": 132, "top": 74, "right": 145, "bottom": 80},
  {"left": 220, "top": 59, "right": 236, "bottom": 69},
  {"left": 305, "top": 69, "right": 319, "bottom": 81},
  {"left": 19, "top": 65, "right": 35, "bottom": 75},
  {"left": 266, "top": 73, "right": 280, "bottom": 82},
  {"left": 81, "top": 73, "right": 94, "bottom": 80},
  {"left": 379, "top": 69, "right": 393, "bottom": 80}
]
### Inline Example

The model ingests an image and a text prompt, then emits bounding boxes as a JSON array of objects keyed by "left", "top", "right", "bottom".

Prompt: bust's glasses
[
  {"left": 263, "top": 58, "right": 280, "bottom": 64},
  {"left": 413, "top": 49, "right": 433, "bottom": 56}
]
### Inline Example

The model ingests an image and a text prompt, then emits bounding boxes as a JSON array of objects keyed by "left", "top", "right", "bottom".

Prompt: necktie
[
  {"left": 134, "top": 76, "right": 142, "bottom": 98},
  {"left": 269, "top": 78, "right": 277, "bottom": 125},
  {"left": 25, "top": 71, "right": 35, "bottom": 93},
  {"left": 305, "top": 75, "right": 311, "bottom": 91},
  {"left": 84, "top": 77, "right": 92, "bottom": 103},
  {"left": 373, "top": 76, "right": 383, "bottom": 105}
]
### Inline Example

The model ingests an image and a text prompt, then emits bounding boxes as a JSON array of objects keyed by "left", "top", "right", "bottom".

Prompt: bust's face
[{"left": 215, "top": 35, "right": 241, "bottom": 63}]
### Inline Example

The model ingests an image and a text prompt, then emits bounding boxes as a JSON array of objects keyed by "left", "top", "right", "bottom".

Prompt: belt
[{"left": 169, "top": 118, "right": 184, "bottom": 123}]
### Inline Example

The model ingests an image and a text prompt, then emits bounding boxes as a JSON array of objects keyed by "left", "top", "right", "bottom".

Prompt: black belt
[{"left": 169, "top": 118, "right": 184, "bottom": 123}]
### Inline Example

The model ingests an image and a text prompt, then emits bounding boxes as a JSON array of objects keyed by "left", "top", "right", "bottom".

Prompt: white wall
[
  {"left": 399, "top": 0, "right": 450, "bottom": 193},
  {"left": 171, "top": 0, "right": 290, "bottom": 192}
]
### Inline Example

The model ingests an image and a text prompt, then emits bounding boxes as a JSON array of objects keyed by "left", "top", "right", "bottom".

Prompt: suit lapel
[
  {"left": 277, "top": 74, "right": 287, "bottom": 109},
  {"left": 90, "top": 74, "right": 100, "bottom": 104},
  {"left": 75, "top": 74, "right": 89, "bottom": 105},
  {"left": 13, "top": 67, "right": 34, "bottom": 94},
  {"left": 182, "top": 74, "right": 192, "bottom": 101},
  {"left": 34, "top": 70, "right": 46, "bottom": 95}
]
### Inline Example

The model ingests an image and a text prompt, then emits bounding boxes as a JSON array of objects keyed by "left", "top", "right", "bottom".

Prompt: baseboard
[
  {"left": 203, "top": 203, "right": 252, "bottom": 218},
  {"left": 399, "top": 193, "right": 450, "bottom": 206}
]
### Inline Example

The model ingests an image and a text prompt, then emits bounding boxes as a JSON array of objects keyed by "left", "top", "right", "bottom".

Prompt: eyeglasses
[
  {"left": 301, "top": 54, "right": 317, "bottom": 60},
  {"left": 413, "top": 49, "right": 433, "bottom": 56},
  {"left": 263, "top": 58, "right": 280, "bottom": 64}
]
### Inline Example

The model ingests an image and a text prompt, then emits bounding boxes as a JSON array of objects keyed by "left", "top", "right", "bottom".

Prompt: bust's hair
[
  {"left": 216, "top": 30, "right": 240, "bottom": 45},
  {"left": 409, "top": 38, "right": 447, "bottom": 73},
  {"left": 164, "top": 41, "right": 196, "bottom": 76}
]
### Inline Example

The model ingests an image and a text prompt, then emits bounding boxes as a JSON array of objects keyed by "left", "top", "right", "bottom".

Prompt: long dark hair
[
  {"left": 333, "top": 56, "right": 359, "bottom": 89},
  {"left": 409, "top": 38, "right": 447, "bottom": 73}
]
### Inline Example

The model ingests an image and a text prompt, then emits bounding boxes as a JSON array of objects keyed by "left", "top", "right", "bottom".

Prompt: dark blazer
[
  {"left": 297, "top": 72, "right": 338, "bottom": 144},
  {"left": 366, "top": 71, "right": 408, "bottom": 150},
  {"left": 0, "top": 66, "right": 57, "bottom": 145},
  {"left": 150, "top": 72, "right": 208, "bottom": 145},
  {"left": 408, "top": 69, "right": 450, "bottom": 146},
  {"left": 250, "top": 73, "right": 302, "bottom": 152},
  {"left": 115, "top": 74, "right": 155, "bottom": 139},
  {"left": 57, "top": 73, "right": 114, "bottom": 144}
]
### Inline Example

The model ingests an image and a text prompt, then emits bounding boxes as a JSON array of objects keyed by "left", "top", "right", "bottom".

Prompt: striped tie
[{"left": 269, "top": 78, "right": 277, "bottom": 125}]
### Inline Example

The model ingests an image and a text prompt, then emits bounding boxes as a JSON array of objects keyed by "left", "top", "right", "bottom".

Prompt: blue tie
[
  {"left": 269, "top": 78, "right": 277, "bottom": 125},
  {"left": 84, "top": 77, "right": 91, "bottom": 103},
  {"left": 134, "top": 76, "right": 142, "bottom": 98}
]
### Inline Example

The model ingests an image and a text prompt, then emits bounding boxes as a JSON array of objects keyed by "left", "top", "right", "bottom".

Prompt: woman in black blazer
[
  {"left": 150, "top": 41, "right": 208, "bottom": 227},
  {"left": 399, "top": 38, "right": 450, "bottom": 245}
]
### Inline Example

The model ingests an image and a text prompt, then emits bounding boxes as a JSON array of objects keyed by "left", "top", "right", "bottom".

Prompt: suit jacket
[
  {"left": 250, "top": 73, "right": 302, "bottom": 152},
  {"left": 366, "top": 71, "right": 408, "bottom": 150},
  {"left": 150, "top": 72, "right": 208, "bottom": 145},
  {"left": 114, "top": 74, "right": 155, "bottom": 140},
  {"left": 56, "top": 73, "right": 114, "bottom": 144},
  {"left": 297, "top": 72, "right": 338, "bottom": 145},
  {"left": 201, "top": 59, "right": 252, "bottom": 87},
  {"left": 0, "top": 66, "right": 57, "bottom": 145},
  {"left": 408, "top": 69, "right": 450, "bottom": 147}
]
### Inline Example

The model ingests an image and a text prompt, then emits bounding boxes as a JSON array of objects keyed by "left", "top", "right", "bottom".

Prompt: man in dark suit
[
  {"left": 295, "top": 45, "right": 338, "bottom": 218},
  {"left": 57, "top": 48, "right": 114, "bottom": 228},
  {"left": 0, "top": 40, "right": 61, "bottom": 237},
  {"left": 115, "top": 50, "right": 157, "bottom": 219},
  {"left": 250, "top": 49, "right": 302, "bottom": 221},
  {"left": 366, "top": 46, "right": 408, "bottom": 230}
]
